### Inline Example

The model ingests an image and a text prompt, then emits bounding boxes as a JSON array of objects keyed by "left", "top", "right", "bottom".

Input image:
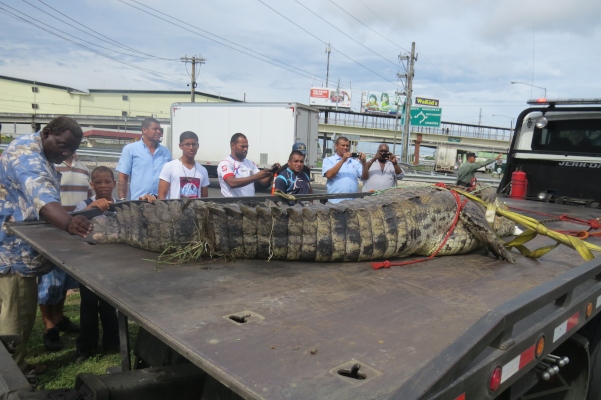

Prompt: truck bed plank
[{"left": 9, "top": 199, "right": 601, "bottom": 399}]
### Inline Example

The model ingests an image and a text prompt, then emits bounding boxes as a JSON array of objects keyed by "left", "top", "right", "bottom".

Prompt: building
[{"left": 0, "top": 75, "right": 239, "bottom": 135}]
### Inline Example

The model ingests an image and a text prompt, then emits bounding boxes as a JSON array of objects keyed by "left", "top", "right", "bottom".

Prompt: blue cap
[{"left": 292, "top": 142, "right": 307, "bottom": 154}]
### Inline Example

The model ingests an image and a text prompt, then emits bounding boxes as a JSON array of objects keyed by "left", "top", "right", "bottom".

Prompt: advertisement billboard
[
  {"left": 365, "top": 92, "right": 403, "bottom": 114},
  {"left": 309, "top": 87, "right": 351, "bottom": 108}
]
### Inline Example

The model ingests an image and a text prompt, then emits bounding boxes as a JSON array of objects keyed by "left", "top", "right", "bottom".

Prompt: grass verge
[{"left": 26, "top": 291, "right": 139, "bottom": 390}]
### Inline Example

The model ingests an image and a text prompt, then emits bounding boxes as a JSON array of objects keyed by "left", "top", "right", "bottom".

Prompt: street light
[
  {"left": 492, "top": 114, "right": 514, "bottom": 141},
  {"left": 511, "top": 81, "right": 547, "bottom": 98}
]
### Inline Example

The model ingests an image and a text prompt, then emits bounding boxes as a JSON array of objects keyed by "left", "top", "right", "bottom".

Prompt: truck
[
  {"left": 2, "top": 99, "right": 601, "bottom": 399},
  {"left": 168, "top": 102, "right": 320, "bottom": 177},
  {"left": 434, "top": 145, "right": 458, "bottom": 173}
]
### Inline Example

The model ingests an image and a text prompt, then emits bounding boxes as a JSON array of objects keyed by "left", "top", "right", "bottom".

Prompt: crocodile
[{"left": 90, "top": 187, "right": 516, "bottom": 263}]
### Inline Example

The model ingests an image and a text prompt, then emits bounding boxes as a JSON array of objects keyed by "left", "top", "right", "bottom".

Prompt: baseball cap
[{"left": 292, "top": 142, "right": 307, "bottom": 154}]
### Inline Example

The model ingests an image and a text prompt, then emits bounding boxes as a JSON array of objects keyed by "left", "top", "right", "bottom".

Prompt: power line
[
  {"left": 292, "top": 0, "right": 399, "bottom": 69},
  {"left": 257, "top": 0, "right": 401, "bottom": 87},
  {"left": 0, "top": 3, "right": 184, "bottom": 81},
  {"left": 119, "top": 0, "right": 322, "bottom": 83},
  {"left": 30, "top": 0, "right": 179, "bottom": 61},
  {"left": 328, "top": 0, "right": 409, "bottom": 53},
  {"left": 119, "top": 0, "right": 372, "bottom": 96}
]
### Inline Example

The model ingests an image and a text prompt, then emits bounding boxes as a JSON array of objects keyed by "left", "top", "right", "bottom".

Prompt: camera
[
  {"left": 270, "top": 165, "right": 279, "bottom": 174},
  {"left": 380, "top": 151, "right": 391, "bottom": 160},
  {"left": 351, "top": 153, "right": 359, "bottom": 158}
]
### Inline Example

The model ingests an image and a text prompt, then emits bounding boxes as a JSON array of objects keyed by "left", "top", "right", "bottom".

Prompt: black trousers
[{"left": 76, "top": 284, "right": 119, "bottom": 352}]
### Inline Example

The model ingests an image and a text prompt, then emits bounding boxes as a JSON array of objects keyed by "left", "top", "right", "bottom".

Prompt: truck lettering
[{"left": 558, "top": 161, "right": 601, "bottom": 168}]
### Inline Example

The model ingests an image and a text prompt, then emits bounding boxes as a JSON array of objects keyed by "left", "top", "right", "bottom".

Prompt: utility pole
[
  {"left": 400, "top": 42, "right": 417, "bottom": 163},
  {"left": 323, "top": 43, "right": 332, "bottom": 159},
  {"left": 181, "top": 55, "right": 206, "bottom": 102}
]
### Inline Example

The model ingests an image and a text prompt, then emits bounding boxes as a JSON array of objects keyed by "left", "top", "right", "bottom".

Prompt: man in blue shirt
[
  {"left": 322, "top": 136, "right": 366, "bottom": 203},
  {"left": 275, "top": 150, "right": 312, "bottom": 195},
  {"left": 0, "top": 116, "right": 92, "bottom": 377},
  {"left": 116, "top": 118, "right": 172, "bottom": 201}
]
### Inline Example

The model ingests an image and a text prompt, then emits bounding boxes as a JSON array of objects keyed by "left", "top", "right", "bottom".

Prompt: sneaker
[
  {"left": 43, "top": 327, "right": 63, "bottom": 351},
  {"left": 74, "top": 349, "right": 92, "bottom": 363},
  {"left": 56, "top": 316, "right": 80, "bottom": 334},
  {"left": 23, "top": 364, "right": 46, "bottom": 388},
  {"left": 23, "top": 363, "right": 46, "bottom": 375}
]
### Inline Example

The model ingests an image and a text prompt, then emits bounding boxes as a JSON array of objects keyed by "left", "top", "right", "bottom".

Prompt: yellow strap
[
  {"left": 453, "top": 188, "right": 601, "bottom": 261},
  {"left": 273, "top": 189, "right": 297, "bottom": 201}
]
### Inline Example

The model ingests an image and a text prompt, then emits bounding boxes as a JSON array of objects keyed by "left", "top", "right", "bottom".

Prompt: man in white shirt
[
  {"left": 361, "top": 143, "right": 405, "bottom": 192},
  {"left": 218, "top": 133, "right": 275, "bottom": 197},
  {"left": 158, "top": 131, "right": 210, "bottom": 199}
]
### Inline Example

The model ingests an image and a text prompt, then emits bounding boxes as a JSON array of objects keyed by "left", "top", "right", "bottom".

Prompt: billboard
[
  {"left": 415, "top": 97, "right": 439, "bottom": 107},
  {"left": 365, "top": 92, "right": 403, "bottom": 114},
  {"left": 309, "top": 87, "right": 351, "bottom": 108}
]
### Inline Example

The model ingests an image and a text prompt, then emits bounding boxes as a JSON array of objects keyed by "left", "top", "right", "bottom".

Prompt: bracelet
[
  {"left": 64, "top": 217, "right": 73, "bottom": 232},
  {"left": 119, "top": 198, "right": 126, "bottom": 201}
]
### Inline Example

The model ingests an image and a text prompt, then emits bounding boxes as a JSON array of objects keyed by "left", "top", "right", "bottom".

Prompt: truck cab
[{"left": 499, "top": 98, "right": 601, "bottom": 207}]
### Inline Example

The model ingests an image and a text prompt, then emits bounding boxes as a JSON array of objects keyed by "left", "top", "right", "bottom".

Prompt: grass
[{"left": 27, "top": 291, "right": 139, "bottom": 389}]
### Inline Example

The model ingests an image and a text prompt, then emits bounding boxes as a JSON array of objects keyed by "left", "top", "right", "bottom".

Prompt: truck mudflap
[{"left": 401, "top": 256, "right": 601, "bottom": 400}]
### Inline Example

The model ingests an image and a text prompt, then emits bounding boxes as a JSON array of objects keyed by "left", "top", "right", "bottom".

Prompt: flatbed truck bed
[{"left": 7, "top": 197, "right": 601, "bottom": 399}]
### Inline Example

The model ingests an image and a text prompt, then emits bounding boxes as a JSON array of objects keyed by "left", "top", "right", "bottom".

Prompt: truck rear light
[
  {"left": 489, "top": 366, "right": 502, "bottom": 392},
  {"left": 535, "top": 336, "right": 545, "bottom": 358},
  {"left": 535, "top": 117, "right": 548, "bottom": 128}
]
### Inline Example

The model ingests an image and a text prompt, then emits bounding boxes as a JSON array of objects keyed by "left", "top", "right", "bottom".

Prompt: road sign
[
  {"left": 448, "top": 137, "right": 461, "bottom": 143},
  {"left": 410, "top": 106, "right": 441, "bottom": 127}
]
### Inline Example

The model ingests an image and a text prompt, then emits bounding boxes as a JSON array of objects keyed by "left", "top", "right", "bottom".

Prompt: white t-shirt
[
  {"left": 159, "top": 159, "right": 210, "bottom": 199},
  {"left": 217, "top": 155, "right": 260, "bottom": 197}
]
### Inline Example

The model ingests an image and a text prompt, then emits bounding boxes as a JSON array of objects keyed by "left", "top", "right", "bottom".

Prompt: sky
[{"left": 1, "top": 0, "right": 601, "bottom": 128}]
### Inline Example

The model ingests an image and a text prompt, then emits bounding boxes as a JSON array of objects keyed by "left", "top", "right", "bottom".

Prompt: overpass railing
[{"left": 320, "top": 110, "right": 511, "bottom": 142}]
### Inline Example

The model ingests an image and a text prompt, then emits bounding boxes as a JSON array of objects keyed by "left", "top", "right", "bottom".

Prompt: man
[
  {"left": 218, "top": 133, "right": 275, "bottom": 197},
  {"left": 456, "top": 152, "right": 502, "bottom": 187},
  {"left": 116, "top": 117, "right": 171, "bottom": 201},
  {"left": 0, "top": 116, "right": 92, "bottom": 378},
  {"left": 279, "top": 142, "right": 311, "bottom": 177},
  {"left": 38, "top": 153, "right": 92, "bottom": 351},
  {"left": 274, "top": 150, "right": 313, "bottom": 195},
  {"left": 158, "top": 131, "right": 210, "bottom": 199},
  {"left": 322, "top": 136, "right": 366, "bottom": 203},
  {"left": 361, "top": 144, "right": 404, "bottom": 192}
]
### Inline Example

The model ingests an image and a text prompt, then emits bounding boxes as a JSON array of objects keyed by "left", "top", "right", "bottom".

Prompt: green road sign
[
  {"left": 448, "top": 137, "right": 461, "bottom": 143},
  {"left": 410, "top": 106, "right": 442, "bottom": 127},
  {"left": 399, "top": 106, "right": 442, "bottom": 127}
]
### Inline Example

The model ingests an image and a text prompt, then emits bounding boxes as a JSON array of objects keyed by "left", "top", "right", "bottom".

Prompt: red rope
[{"left": 372, "top": 190, "right": 468, "bottom": 270}]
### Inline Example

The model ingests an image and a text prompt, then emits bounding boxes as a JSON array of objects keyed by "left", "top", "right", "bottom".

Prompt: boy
[
  {"left": 158, "top": 131, "right": 210, "bottom": 199},
  {"left": 72, "top": 166, "right": 119, "bottom": 361}
]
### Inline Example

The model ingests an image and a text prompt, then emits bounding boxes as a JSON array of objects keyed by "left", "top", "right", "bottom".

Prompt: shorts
[{"left": 37, "top": 267, "right": 79, "bottom": 305}]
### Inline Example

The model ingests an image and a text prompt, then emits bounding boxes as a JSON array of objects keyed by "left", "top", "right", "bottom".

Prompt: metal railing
[{"left": 320, "top": 110, "right": 512, "bottom": 141}]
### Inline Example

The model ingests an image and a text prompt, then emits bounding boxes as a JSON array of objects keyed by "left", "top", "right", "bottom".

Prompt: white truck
[
  {"left": 168, "top": 102, "right": 320, "bottom": 177},
  {"left": 434, "top": 144, "right": 458, "bottom": 173}
]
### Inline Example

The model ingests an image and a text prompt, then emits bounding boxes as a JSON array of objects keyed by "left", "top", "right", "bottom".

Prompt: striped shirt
[{"left": 55, "top": 156, "right": 91, "bottom": 212}]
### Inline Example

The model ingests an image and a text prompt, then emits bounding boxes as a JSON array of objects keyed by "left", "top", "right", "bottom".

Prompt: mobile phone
[
  {"left": 351, "top": 153, "right": 359, "bottom": 158},
  {"left": 270, "top": 165, "right": 279, "bottom": 173}
]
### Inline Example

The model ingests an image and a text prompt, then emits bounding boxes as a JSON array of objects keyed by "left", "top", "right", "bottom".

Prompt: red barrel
[{"left": 509, "top": 170, "right": 527, "bottom": 199}]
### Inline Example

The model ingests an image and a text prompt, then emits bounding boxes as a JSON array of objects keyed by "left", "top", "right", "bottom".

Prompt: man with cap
[
  {"left": 279, "top": 142, "right": 311, "bottom": 177},
  {"left": 275, "top": 150, "right": 313, "bottom": 195},
  {"left": 456, "top": 152, "right": 502, "bottom": 187}
]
